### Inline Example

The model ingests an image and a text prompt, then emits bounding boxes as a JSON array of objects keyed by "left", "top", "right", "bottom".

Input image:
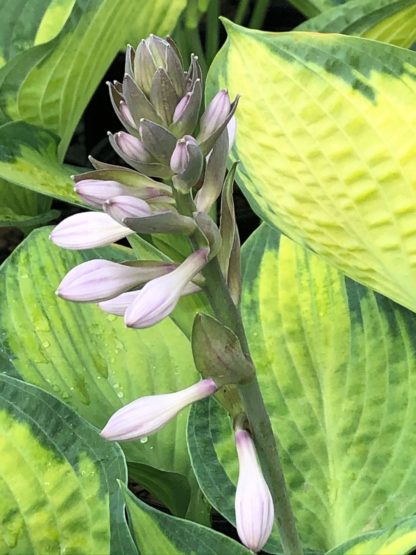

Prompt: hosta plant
[{"left": 1, "top": 1, "right": 416, "bottom": 555}]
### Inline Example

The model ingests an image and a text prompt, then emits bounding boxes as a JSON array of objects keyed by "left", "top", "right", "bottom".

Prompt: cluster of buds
[{"left": 50, "top": 34, "right": 273, "bottom": 553}]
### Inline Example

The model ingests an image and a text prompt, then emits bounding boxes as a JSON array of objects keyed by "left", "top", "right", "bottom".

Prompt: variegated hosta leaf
[
  {"left": 120, "top": 483, "right": 252, "bottom": 555},
  {"left": 327, "top": 516, "right": 416, "bottom": 555},
  {"left": 0, "top": 0, "right": 187, "bottom": 155},
  {"left": 188, "top": 224, "right": 416, "bottom": 552},
  {"left": 207, "top": 22, "right": 416, "bottom": 312},
  {"left": 0, "top": 121, "right": 77, "bottom": 204},
  {"left": 298, "top": 0, "right": 416, "bottom": 48},
  {"left": 0, "top": 178, "right": 58, "bottom": 228},
  {"left": 0, "top": 374, "right": 136, "bottom": 555},
  {"left": 0, "top": 227, "right": 200, "bottom": 515}
]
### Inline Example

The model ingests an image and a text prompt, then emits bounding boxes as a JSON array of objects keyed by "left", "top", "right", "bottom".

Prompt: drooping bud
[
  {"left": 98, "top": 281, "right": 201, "bottom": 316},
  {"left": 171, "top": 135, "right": 204, "bottom": 193},
  {"left": 124, "top": 248, "right": 209, "bottom": 328},
  {"left": 104, "top": 195, "right": 152, "bottom": 222},
  {"left": 100, "top": 378, "right": 218, "bottom": 441},
  {"left": 234, "top": 426, "right": 274, "bottom": 553},
  {"left": 197, "top": 90, "right": 239, "bottom": 154},
  {"left": 50, "top": 212, "right": 133, "bottom": 250},
  {"left": 56, "top": 259, "right": 174, "bottom": 302}
]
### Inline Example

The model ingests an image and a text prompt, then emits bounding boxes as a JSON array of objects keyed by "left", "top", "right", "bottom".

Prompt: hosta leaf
[
  {"left": 0, "top": 121, "right": 77, "bottom": 203},
  {"left": 0, "top": 178, "right": 58, "bottom": 228},
  {"left": 327, "top": 516, "right": 416, "bottom": 555},
  {"left": 120, "top": 482, "right": 251, "bottom": 555},
  {"left": 0, "top": 0, "right": 187, "bottom": 155},
  {"left": 188, "top": 224, "right": 416, "bottom": 552},
  {"left": 298, "top": 0, "right": 416, "bottom": 48},
  {"left": 287, "top": 0, "right": 341, "bottom": 18},
  {"left": 0, "top": 227, "right": 200, "bottom": 513},
  {"left": 208, "top": 22, "right": 416, "bottom": 312},
  {"left": 0, "top": 374, "right": 136, "bottom": 555}
]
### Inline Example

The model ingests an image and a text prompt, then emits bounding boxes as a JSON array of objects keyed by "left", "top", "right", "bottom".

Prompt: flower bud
[
  {"left": 124, "top": 248, "right": 209, "bottom": 328},
  {"left": 50, "top": 212, "right": 133, "bottom": 250},
  {"left": 56, "top": 259, "right": 169, "bottom": 302},
  {"left": 103, "top": 195, "right": 151, "bottom": 222},
  {"left": 98, "top": 281, "right": 201, "bottom": 316},
  {"left": 235, "top": 427, "right": 274, "bottom": 553},
  {"left": 100, "top": 378, "right": 217, "bottom": 441},
  {"left": 171, "top": 136, "right": 204, "bottom": 192},
  {"left": 171, "top": 79, "right": 202, "bottom": 137},
  {"left": 113, "top": 131, "right": 151, "bottom": 162},
  {"left": 197, "top": 91, "right": 239, "bottom": 155}
]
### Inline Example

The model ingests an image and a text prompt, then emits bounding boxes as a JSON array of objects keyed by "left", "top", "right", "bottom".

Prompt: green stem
[
  {"left": 206, "top": 0, "right": 220, "bottom": 66},
  {"left": 177, "top": 193, "right": 303, "bottom": 555},
  {"left": 249, "top": 0, "right": 271, "bottom": 28},
  {"left": 235, "top": 0, "right": 250, "bottom": 25}
]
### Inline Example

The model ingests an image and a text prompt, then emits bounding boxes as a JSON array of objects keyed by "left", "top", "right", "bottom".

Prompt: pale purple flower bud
[
  {"left": 114, "top": 131, "right": 150, "bottom": 161},
  {"left": 98, "top": 281, "right": 201, "bottom": 316},
  {"left": 56, "top": 260, "right": 155, "bottom": 302},
  {"left": 235, "top": 427, "right": 274, "bottom": 553},
  {"left": 124, "top": 248, "right": 209, "bottom": 328},
  {"left": 170, "top": 138, "right": 189, "bottom": 174},
  {"left": 74, "top": 179, "right": 136, "bottom": 208},
  {"left": 198, "top": 90, "right": 231, "bottom": 141},
  {"left": 100, "top": 378, "right": 217, "bottom": 441},
  {"left": 50, "top": 212, "right": 133, "bottom": 250},
  {"left": 173, "top": 94, "right": 190, "bottom": 123},
  {"left": 119, "top": 101, "right": 136, "bottom": 127},
  {"left": 104, "top": 195, "right": 151, "bottom": 222}
]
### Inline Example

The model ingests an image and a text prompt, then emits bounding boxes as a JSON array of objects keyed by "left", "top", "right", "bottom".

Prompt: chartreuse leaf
[
  {"left": 0, "top": 121, "right": 77, "bottom": 203},
  {"left": 188, "top": 224, "right": 416, "bottom": 553},
  {"left": 120, "top": 482, "right": 251, "bottom": 555},
  {"left": 0, "top": 374, "right": 136, "bottom": 555},
  {"left": 208, "top": 22, "right": 416, "bottom": 312},
  {"left": 327, "top": 516, "right": 416, "bottom": 555},
  {"left": 0, "top": 0, "right": 187, "bottom": 155},
  {"left": 0, "top": 227, "right": 201, "bottom": 516},
  {"left": 299, "top": 0, "right": 416, "bottom": 48}
]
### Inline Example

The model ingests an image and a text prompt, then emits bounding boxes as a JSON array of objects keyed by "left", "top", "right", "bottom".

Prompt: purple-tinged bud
[
  {"left": 99, "top": 281, "right": 201, "bottom": 316},
  {"left": 170, "top": 135, "right": 204, "bottom": 192},
  {"left": 113, "top": 131, "right": 151, "bottom": 162},
  {"left": 170, "top": 138, "right": 189, "bottom": 174},
  {"left": 235, "top": 427, "right": 274, "bottom": 553},
  {"left": 104, "top": 195, "right": 151, "bottom": 222},
  {"left": 199, "top": 90, "right": 231, "bottom": 140},
  {"left": 100, "top": 378, "right": 217, "bottom": 441},
  {"left": 173, "top": 94, "right": 190, "bottom": 123},
  {"left": 124, "top": 248, "right": 209, "bottom": 328},
  {"left": 56, "top": 259, "right": 161, "bottom": 302},
  {"left": 171, "top": 79, "right": 202, "bottom": 137},
  {"left": 197, "top": 91, "right": 239, "bottom": 155},
  {"left": 50, "top": 212, "right": 133, "bottom": 250},
  {"left": 119, "top": 101, "right": 135, "bottom": 127}
]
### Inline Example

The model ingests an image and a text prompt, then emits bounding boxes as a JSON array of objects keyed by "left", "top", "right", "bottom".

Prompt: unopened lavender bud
[
  {"left": 124, "top": 248, "right": 209, "bottom": 328},
  {"left": 100, "top": 378, "right": 217, "bottom": 441},
  {"left": 171, "top": 135, "right": 204, "bottom": 192},
  {"left": 171, "top": 79, "right": 202, "bottom": 137},
  {"left": 173, "top": 94, "right": 190, "bottom": 123},
  {"left": 99, "top": 280, "right": 201, "bottom": 316},
  {"left": 56, "top": 260, "right": 157, "bottom": 302},
  {"left": 198, "top": 90, "right": 231, "bottom": 142},
  {"left": 114, "top": 131, "right": 151, "bottom": 162},
  {"left": 235, "top": 427, "right": 274, "bottom": 553},
  {"left": 170, "top": 138, "right": 188, "bottom": 174},
  {"left": 119, "top": 101, "right": 135, "bottom": 127},
  {"left": 50, "top": 212, "right": 133, "bottom": 250},
  {"left": 104, "top": 195, "right": 151, "bottom": 222},
  {"left": 74, "top": 179, "right": 131, "bottom": 207}
]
